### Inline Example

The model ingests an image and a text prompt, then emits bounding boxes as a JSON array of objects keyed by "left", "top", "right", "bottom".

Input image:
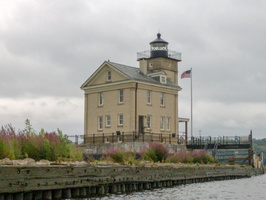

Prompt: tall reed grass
[{"left": 0, "top": 123, "right": 83, "bottom": 161}]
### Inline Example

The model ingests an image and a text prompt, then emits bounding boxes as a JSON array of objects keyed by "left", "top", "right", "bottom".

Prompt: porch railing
[{"left": 84, "top": 131, "right": 186, "bottom": 145}]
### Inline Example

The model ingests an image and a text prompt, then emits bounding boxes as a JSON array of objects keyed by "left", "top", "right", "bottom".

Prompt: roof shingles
[{"left": 108, "top": 61, "right": 179, "bottom": 88}]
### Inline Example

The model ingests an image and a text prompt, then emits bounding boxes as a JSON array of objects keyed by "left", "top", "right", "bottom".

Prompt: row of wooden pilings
[{"left": 0, "top": 175, "right": 245, "bottom": 200}]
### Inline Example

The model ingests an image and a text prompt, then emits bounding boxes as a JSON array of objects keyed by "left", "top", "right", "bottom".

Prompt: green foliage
[
  {"left": 0, "top": 122, "right": 83, "bottom": 161},
  {"left": 253, "top": 138, "right": 266, "bottom": 165},
  {"left": 166, "top": 150, "right": 216, "bottom": 164},
  {"left": 142, "top": 143, "right": 169, "bottom": 163},
  {"left": 107, "top": 148, "right": 136, "bottom": 164}
]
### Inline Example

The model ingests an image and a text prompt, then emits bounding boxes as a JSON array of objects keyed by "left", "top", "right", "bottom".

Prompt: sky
[{"left": 0, "top": 0, "right": 265, "bottom": 139}]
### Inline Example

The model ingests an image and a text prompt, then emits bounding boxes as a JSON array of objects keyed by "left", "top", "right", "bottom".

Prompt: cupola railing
[{"left": 137, "top": 50, "right": 182, "bottom": 61}]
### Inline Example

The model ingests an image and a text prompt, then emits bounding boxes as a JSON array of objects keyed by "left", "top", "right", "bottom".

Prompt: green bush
[
  {"left": 107, "top": 148, "right": 136, "bottom": 164},
  {"left": 142, "top": 142, "right": 169, "bottom": 162},
  {"left": 0, "top": 122, "right": 83, "bottom": 161}
]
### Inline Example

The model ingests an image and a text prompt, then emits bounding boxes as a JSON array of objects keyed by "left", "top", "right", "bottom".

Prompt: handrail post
[
  {"left": 93, "top": 134, "right": 95, "bottom": 144},
  {"left": 122, "top": 132, "right": 124, "bottom": 143},
  {"left": 102, "top": 133, "right": 104, "bottom": 143}
]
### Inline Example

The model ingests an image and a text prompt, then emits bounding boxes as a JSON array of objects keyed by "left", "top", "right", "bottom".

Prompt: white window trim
[
  {"left": 118, "top": 89, "right": 124, "bottom": 104},
  {"left": 98, "top": 92, "right": 103, "bottom": 106},
  {"left": 98, "top": 116, "right": 103, "bottom": 130},
  {"left": 160, "top": 93, "right": 165, "bottom": 106},
  {"left": 107, "top": 71, "right": 111, "bottom": 81},
  {"left": 118, "top": 114, "right": 124, "bottom": 126},
  {"left": 147, "top": 90, "right": 151, "bottom": 104},
  {"left": 106, "top": 115, "right": 111, "bottom": 127},
  {"left": 160, "top": 75, "right": 167, "bottom": 84},
  {"left": 160, "top": 116, "right": 164, "bottom": 130},
  {"left": 147, "top": 115, "right": 152, "bottom": 129},
  {"left": 166, "top": 117, "right": 170, "bottom": 131}
]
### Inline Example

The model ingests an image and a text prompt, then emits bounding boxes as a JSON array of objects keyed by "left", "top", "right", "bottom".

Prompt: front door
[{"left": 138, "top": 116, "right": 144, "bottom": 134}]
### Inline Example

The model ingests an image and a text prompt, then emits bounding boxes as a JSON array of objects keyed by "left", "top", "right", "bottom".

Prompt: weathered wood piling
[{"left": 0, "top": 164, "right": 263, "bottom": 199}]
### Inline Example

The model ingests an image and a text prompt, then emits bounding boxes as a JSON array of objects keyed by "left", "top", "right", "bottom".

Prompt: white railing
[{"left": 137, "top": 50, "right": 182, "bottom": 61}]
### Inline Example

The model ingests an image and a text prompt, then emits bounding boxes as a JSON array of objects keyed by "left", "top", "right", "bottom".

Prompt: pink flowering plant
[
  {"left": 142, "top": 142, "right": 169, "bottom": 162},
  {"left": 107, "top": 148, "right": 136, "bottom": 164},
  {"left": 0, "top": 121, "right": 83, "bottom": 161}
]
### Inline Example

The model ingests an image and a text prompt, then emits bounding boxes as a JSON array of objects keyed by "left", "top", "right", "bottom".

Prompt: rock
[
  {"left": 12, "top": 158, "right": 36, "bottom": 166},
  {"left": 0, "top": 158, "right": 13, "bottom": 165},
  {"left": 36, "top": 160, "right": 51, "bottom": 166}
]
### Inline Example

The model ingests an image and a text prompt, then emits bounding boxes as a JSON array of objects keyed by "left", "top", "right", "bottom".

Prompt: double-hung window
[
  {"left": 160, "top": 93, "right": 164, "bottom": 106},
  {"left": 147, "top": 115, "right": 151, "bottom": 129},
  {"left": 107, "top": 71, "right": 111, "bottom": 81},
  {"left": 118, "top": 114, "right": 123, "bottom": 126},
  {"left": 160, "top": 116, "right": 164, "bottom": 130},
  {"left": 147, "top": 90, "right": 151, "bottom": 104},
  {"left": 98, "top": 116, "right": 103, "bottom": 130},
  {"left": 98, "top": 92, "right": 103, "bottom": 106},
  {"left": 106, "top": 115, "right": 111, "bottom": 127},
  {"left": 118, "top": 89, "right": 124, "bottom": 103},
  {"left": 166, "top": 117, "right": 170, "bottom": 131}
]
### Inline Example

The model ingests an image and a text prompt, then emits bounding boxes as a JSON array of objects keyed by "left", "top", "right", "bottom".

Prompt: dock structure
[
  {"left": 186, "top": 132, "right": 258, "bottom": 165},
  {"left": 0, "top": 164, "right": 264, "bottom": 200}
]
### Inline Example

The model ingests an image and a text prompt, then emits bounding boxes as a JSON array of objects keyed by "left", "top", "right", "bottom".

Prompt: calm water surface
[{"left": 76, "top": 174, "right": 266, "bottom": 200}]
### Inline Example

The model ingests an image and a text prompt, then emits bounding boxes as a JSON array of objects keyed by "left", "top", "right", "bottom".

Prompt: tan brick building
[{"left": 81, "top": 33, "right": 184, "bottom": 144}]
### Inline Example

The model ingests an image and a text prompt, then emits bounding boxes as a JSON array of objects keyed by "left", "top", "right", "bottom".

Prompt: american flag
[{"left": 181, "top": 70, "right": 191, "bottom": 79}]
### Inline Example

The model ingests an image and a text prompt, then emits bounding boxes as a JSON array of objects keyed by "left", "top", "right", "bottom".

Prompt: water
[{"left": 78, "top": 174, "right": 266, "bottom": 200}]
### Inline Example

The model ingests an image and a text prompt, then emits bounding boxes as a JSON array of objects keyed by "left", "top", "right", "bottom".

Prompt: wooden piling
[
  {"left": 14, "top": 193, "right": 24, "bottom": 200},
  {"left": 52, "top": 189, "right": 62, "bottom": 199},
  {"left": 121, "top": 184, "right": 126, "bottom": 193},
  {"left": 80, "top": 187, "right": 86, "bottom": 197},
  {"left": 5, "top": 194, "right": 12, "bottom": 200},
  {"left": 71, "top": 188, "right": 80, "bottom": 198},
  {"left": 98, "top": 185, "right": 105, "bottom": 195},
  {"left": 24, "top": 192, "right": 33, "bottom": 200},
  {"left": 33, "top": 191, "right": 43, "bottom": 200},
  {"left": 62, "top": 189, "right": 71, "bottom": 199},
  {"left": 43, "top": 190, "right": 52, "bottom": 200}
]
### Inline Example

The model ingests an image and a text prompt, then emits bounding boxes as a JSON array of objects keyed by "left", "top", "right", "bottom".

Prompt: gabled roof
[
  {"left": 108, "top": 61, "right": 179, "bottom": 88},
  {"left": 81, "top": 61, "right": 180, "bottom": 89}
]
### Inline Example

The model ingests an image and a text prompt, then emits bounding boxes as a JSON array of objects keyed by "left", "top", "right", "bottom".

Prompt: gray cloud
[{"left": 0, "top": 0, "right": 265, "bottom": 137}]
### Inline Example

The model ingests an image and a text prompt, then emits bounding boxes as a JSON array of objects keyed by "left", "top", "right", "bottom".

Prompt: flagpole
[{"left": 190, "top": 68, "right": 193, "bottom": 138}]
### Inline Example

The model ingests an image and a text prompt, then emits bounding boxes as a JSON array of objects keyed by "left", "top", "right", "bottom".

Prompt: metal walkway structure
[{"left": 186, "top": 132, "right": 253, "bottom": 164}]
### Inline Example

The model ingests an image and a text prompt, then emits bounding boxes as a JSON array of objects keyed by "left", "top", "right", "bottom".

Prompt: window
[
  {"left": 160, "top": 75, "right": 166, "bottom": 84},
  {"left": 118, "top": 89, "right": 124, "bottom": 103},
  {"left": 160, "top": 116, "right": 164, "bottom": 130},
  {"left": 147, "top": 115, "right": 151, "bottom": 129},
  {"left": 160, "top": 93, "right": 164, "bottom": 106},
  {"left": 147, "top": 90, "right": 151, "bottom": 104},
  {"left": 166, "top": 117, "right": 170, "bottom": 131},
  {"left": 107, "top": 71, "right": 111, "bottom": 81},
  {"left": 98, "top": 92, "right": 103, "bottom": 106},
  {"left": 98, "top": 116, "right": 103, "bottom": 130},
  {"left": 118, "top": 114, "right": 123, "bottom": 126},
  {"left": 106, "top": 115, "right": 111, "bottom": 127}
]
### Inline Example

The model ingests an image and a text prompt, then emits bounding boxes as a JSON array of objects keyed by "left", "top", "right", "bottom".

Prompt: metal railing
[
  {"left": 67, "top": 135, "right": 84, "bottom": 145},
  {"left": 187, "top": 135, "right": 251, "bottom": 146},
  {"left": 84, "top": 131, "right": 186, "bottom": 145},
  {"left": 137, "top": 50, "right": 182, "bottom": 61}
]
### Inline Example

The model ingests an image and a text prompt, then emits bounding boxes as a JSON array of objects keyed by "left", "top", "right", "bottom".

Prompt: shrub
[
  {"left": 192, "top": 150, "right": 216, "bottom": 164},
  {"left": 0, "top": 122, "right": 83, "bottom": 161},
  {"left": 142, "top": 142, "right": 169, "bottom": 162},
  {"left": 107, "top": 148, "right": 136, "bottom": 164}
]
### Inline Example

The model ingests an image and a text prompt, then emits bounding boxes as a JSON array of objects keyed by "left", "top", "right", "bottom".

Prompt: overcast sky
[{"left": 1, "top": 0, "right": 265, "bottom": 139}]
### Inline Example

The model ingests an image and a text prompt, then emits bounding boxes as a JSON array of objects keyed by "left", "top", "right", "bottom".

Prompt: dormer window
[
  {"left": 160, "top": 75, "right": 167, "bottom": 84},
  {"left": 107, "top": 71, "right": 111, "bottom": 81}
]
